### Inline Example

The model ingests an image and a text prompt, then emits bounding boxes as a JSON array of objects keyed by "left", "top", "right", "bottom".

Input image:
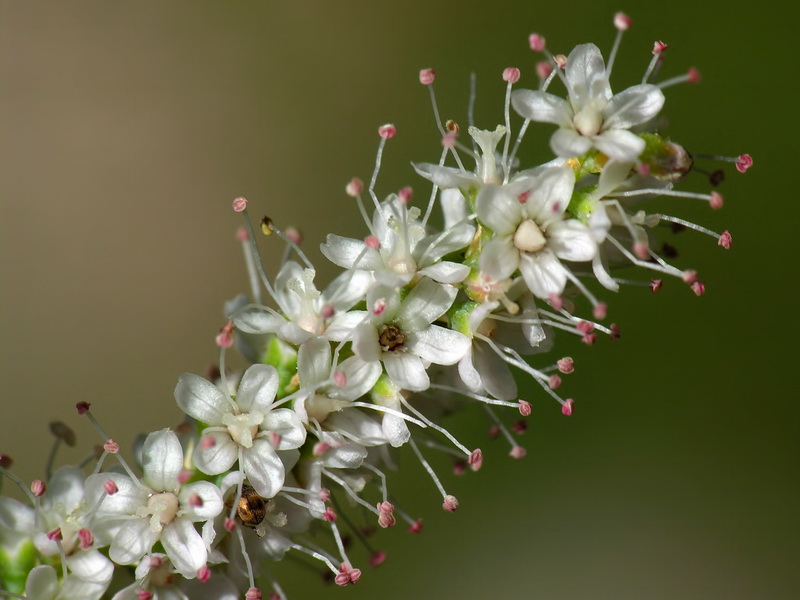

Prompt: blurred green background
[{"left": 0, "top": 1, "right": 796, "bottom": 599}]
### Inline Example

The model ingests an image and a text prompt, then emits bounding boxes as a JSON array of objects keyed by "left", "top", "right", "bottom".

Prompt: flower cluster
[{"left": 0, "top": 14, "right": 750, "bottom": 600}]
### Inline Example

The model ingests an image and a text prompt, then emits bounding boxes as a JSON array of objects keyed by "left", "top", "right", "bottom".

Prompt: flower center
[
  {"left": 513, "top": 219, "right": 546, "bottom": 253},
  {"left": 379, "top": 324, "right": 406, "bottom": 351},
  {"left": 573, "top": 103, "right": 604, "bottom": 137},
  {"left": 146, "top": 492, "right": 179, "bottom": 527},
  {"left": 222, "top": 410, "right": 264, "bottom": 448}
]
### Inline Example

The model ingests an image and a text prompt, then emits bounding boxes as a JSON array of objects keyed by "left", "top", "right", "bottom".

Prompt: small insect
[{"left": 233, "top": 483, "right": 269, "bottom": 529}]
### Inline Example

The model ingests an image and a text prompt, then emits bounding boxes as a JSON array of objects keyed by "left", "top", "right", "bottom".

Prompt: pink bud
[
  {"left": 718, "top": 231, "right": 732, "bottom": 249},
  {"left": 232, "top": 197, "right": 248, "bottom": 212},
  {"left": 76, "top": 402, "right": 91, "bottom": 415},
  {"left": 346, "top": 177, "right": 364, "bottom": 197},
  {"left": 419, "top": 68, "right": 436, "bottom": 85},
  {"left": 509, "top": 446, "right": 527, "bottom": 459},
  {"left": 378, "top": 124, "right": 396, "bottom": 139},
  {"left": 562, "top": 399, "right": 574, "bottom": 416},
  {"left": 735, "top": 154, "right": 753, "bottom": 173},
  {"left": 709, "top": 191, "right": 724, "bottom": 210},
  {"left": 528, "top": 33, "right": 546, "bottom": 51},
  {"left": 502, "top": 67, "right": 521, "bottom": 84},
  {"left": 518, "top": 400, "right": 532, "bottom": 416},
  {"left": 614, "top": 12, "right": 632, "bottom": 30},
  {"left": 557, "top": 357, "right": 574, "bottom": 374},
  {"left": 442, "top": 495, "right": 459, "bottom": 512},
  {"left": 31, "top": 480, "right": 46, "bottom": 497}
]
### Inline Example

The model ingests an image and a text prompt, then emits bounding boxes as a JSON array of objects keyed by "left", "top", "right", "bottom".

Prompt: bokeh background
[{"left": 1, "top": 1, "right": 796, "bottom": 599}]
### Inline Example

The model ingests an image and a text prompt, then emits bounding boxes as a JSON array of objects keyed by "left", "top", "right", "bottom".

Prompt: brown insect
[{"left": 233, "top": 483, "right": 268, "bottom": 529}]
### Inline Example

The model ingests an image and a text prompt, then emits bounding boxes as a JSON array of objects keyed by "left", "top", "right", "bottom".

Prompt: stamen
[
  {"left": 408, "top": 438, "right": 452, "bottom": 506},
  {"left": 322, "top": 468, "right": 380, "bottom": 516},
  {"left": 501, "top": 67, "right": 520, "bottom": 183},
  {"left": 368, "top": 125, "right": 396, "bottom": 218},
  {"left": 398, "top": 396, "right": 471, "bottom": 456},
  {"left": 607, "top": 12, "right": 632, "bottom": 79},
  {"left": 642, "top": 42, "right": 668, "bottom": 83}
]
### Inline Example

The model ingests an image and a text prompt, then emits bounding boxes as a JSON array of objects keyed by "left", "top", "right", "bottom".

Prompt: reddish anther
[
  {"left": 593, "top": 303, "right": 607, "bottom": 320},
  {"left": 518, "top": 400, "right": 532, "bottom": 416},
  {"left": 398, "top": 186, "right": 413, "bottom": 204},
  {"left": 47, "top": 528, "right": 63, "bottom": 542},
  {"left": 313, "top": 441, "right": 331, "bottom": 457},
  {"left": 691, "top": 281, "right": 706, "bottom": 296},
  {"left": 232, "top": 197, "right": 248, "bottom": 213},
  {"left": 346, "top": 178, "right": 364, "bottom": 197},
  {"left": 488, "top": 425, "right": 501, "bottom": 439},
  {"left": 562, "top": 399, "right": 574, "bottom": 416},
  {"left": 333, "top": 370, "right": 347, "bottom": 388},
  {"left": 557, "top": 357, "right": 574, "bottom": 374},
  {"left": 503, "top": 67, "right": 521, "bottom": 84},
  {"left": 687, "top": 67, "right": 701, "bottom": 83},
  {"left": 509, "top": 446, "right": 527, "bottom": 459},
  {"left": 536, "top": 61, "right": 553, "bottom": 80},
  {"left": 378, "top": 124, "right": 397, "bottom": 139},
  {"left": 528, "top": 33, "right": 546, "bottom": 51},
  {"left": 188, "top": 493, "right": 203, "bottom": 508},
  {"left": 370, "top": 551, "right": 387, "bottom": 567},
  {"left": 442, "top": 495, "right": 459, "bottom": 512},
  {"left": 709, "top": 191, "right": 724, "bottom": 210},
  {"left": 419, "top": 68, "right": 436, "bottom": 85},
  {"left": 136, "top": 590, "right": 154, "bottom": 600},
  {"left": 78, "top": 528, "right": 93, "bottom": 550},
  {"left": 610, "top": 324, "right": 621, "bottom": 341},
  {"left": 576, "top": 321, "right": 595, "bottom": 334},
  {"left": 76, "top": 402, "right": 91, "bottom": 415},
  {"left": 149, "top": 556, "right": 163, "bottom": 569},
  {"left": 453, "top": 460, "right": 467, "bottom": 476},
  {"left": 104, "top": 440, "right": 120, "bottom": 454},
  {"left": 582, "top": 333, "right": 597, "bottom": 346},
  {"left": 215, "top": 321, "right": 234, "bottom": 349},
  {"left": 335, "top": 564, "right": 362, "bottom": 586},
  {"left": 469, "top": 448, "right": 483, "bottom": 471},
  {"left": 245, "top": 588, "right": 263, "bottom": 600},
  {"left": 224, "top": 517, "right": 237, "bottom": 532},
  {"left": 548, "top": 375, "right": 562, "bottom": 390},
  {"left": 103, "top": 480, "right": 119, "bottom": 495},
  {"left": 650, "top": 279, "right": 662, "bottom": 293},
  {"left": 633, "top": 241, "right": 650, "bottom": 259},
  {"left": 614, "top": 12, "right": 632, "bottom": 30},
  {"left": 511, "top": 420, "right": 528, "bottom": 434},
  {"left": 197, "top": 566, "right": 211, "bottom": 583},
  {"left": 365, "top": 235, "right": 380, "bottom": 250},
  {"left": 31, "top": 480, "right": 46, "bottom": 497},
  {"left": 735, "top": 154, "right": 753, "bottom": 173},
  {"left": 0, "top": 455, "right": 12, "bottom": 469},
  {"left": 408, "top": 519, "right": 423, "bottom": 533},
  {"left": 653, "top": 41, "right": 669, "bottom": 55},
  {"left": 718, "top": 231, "right": 732, "bottom": 249},
  {"left": 200, "top": 435, "right": 216, "bottom": 450},
  {"left": 548, "top": 293, "right": 563, "bottom": 311},
  {"left": 682, "top": 270, "right": 699, "bottom": 284},
  {"left": 323, "top": 508, "right": 337, "bottom": 522}
]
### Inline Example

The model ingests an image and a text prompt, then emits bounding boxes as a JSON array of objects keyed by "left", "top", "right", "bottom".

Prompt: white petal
[
  {"left": 233, "top": 305, "right": 286, "bottom": 335},
  {"left": 479, "top": 236, "right": 520, "bottom": 281},
  {"left": 396, "top": 278, "right": 457, "bottom": 334},
  {"left": 277, "top": 321, "right": 314, "bottom": 345},
  {"left": 440, "top": 188, "right": 468, "bottom": 229},
  {"left": 412, "top": 162, "right": 477, "bottom": 189},
  {"left": 162, "top": 517, "right": 207, "bottom": 578},
  {"left": 547, "top": 220, "right": 597, "bottom": 262},
  {"left": 550, "top": 128, "right": 593, "bottom": 158},
  {"left": 64, "top": 550, "right": 113, "bottom": 585},
  {"left": 588, "top": 202, "right": 612, "bottom": 244},
  {"left": 415, "top": 223, "right": 475, "bottom": 265},
  {"left": 476, "top": 184, "right": 522, "bottom": 235},
  {"left": 25, "top": 565, "right": 58, "bottom": 600},
  {"left": 297, "top": 336, "right": 331, "bottom": 387},
  {"left": 242, "top": 440, "right": 284, "bottom": 498},
  {"left": 519, "top": 251, "right": 568, "bottom": 298},
  {"left": 85, "top": 472, "right": 147, "bottom": 516},
  {"left": 110, "top": 518, "right": 159, "bottom": 565},
  {"left": 273, "top": 261, "right": 304, "bottom": 318},
  {"left": 324, "top": 310, "right": 368, "bottom": 342},
  {"left": 142, "top": 429, "right": 183, "bottom": 493},
  {"left": 511, "top": 89, "right": 573, "bottom": 126},
  {"left": 593, "top": 129, "right": 646, "bottom": 162},
  {"left": 261, "top": 408, "right": 307, "bottom": 450},
  {"left": 0, "top": 497, "right": 35, "bottom": 533},
  {"left": 43, "top": 467, "right": 85, "bottom": 514},
  {"left": 353, "top": 322, "right": 381, "bottom": 363},
  {"left": 320, "top": 234, "right": 383, "bottom": 270},
  {"left": 406, "top": 325, "right": 471, "bottom": 365},
  {"left": 418, "top": 261, "right": 470, "bottom": 283},
  {"left": 603, "top": 84, "right": 665, "bottom": 129},
  {"left": 594, "top": 161, "right": 634, "bottom": 199},
  {"left": 458, "top": 351, "right": 483, "bottom": 393},
  {"left": 525, "top": 166, "right": 576, "bottom": 224},
  {"left": 325, "top": 411, "right": 386, "bottom": 446},
  {"left": 593, "top": 253, "right": 620, "bottom": 292},
  {"left": 175, "top": 374, "right": 229, "bottom": 426},
  {"left": 565, "top": 43, "right": 611, "bottom": 112},
  {"left": 323, "top": 270, "right": 373, "bottom": 311},
  {"left": 473, "top": 343, "right": 517, "bottom": 400},
  {"left": 193, "top": 431, "right": 238, "bottom": 475},
  {"left": 321, "top": 440, "right": 367, "bottom": 469},
  {"left": 383, "top": 352, "right": 430, "bottom": 391},
  {"left": 182, "top": 575, "right": 240, "bottom": 600},
  {"left": 332, "top": 355, "right": 382, "bottom": 401},
  {"left": 235, "top": 364, "right": 279, "bottom": 414},
  {"left": 382, "top": 413, "right": 411, "bottom": 447},
  {"left": 258, "top": 528, "right": 293, "bottom": 560},
  {"left": 180, "top": 481, "right": 224, "bottom": 521}
]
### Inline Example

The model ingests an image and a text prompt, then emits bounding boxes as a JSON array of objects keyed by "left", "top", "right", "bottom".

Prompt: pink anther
[
  {"left": 370, "top": 551, "right": 387, "bottom": 567},
  {"left": 518, "top": 400, "right": 532, "bottom": 416},
  {"left": 557, "top": 357, "right": 574, "bottom": 374},
  {"left": 200, "top": 435, "right": 216, "bottom": 450},
  {"left": 319, "top": 488, "right": 331, "bottom": 502},
  {"left": 245, "top": 588, "right": 263, "bottom": 600},
  {"left": 469, "top": 448, "right": 483, "bottom": 471},
  {"left": 136, "top": 590, "right": 154, "bottom": 600},
  {"left": 509, "top": 446, "right": 527, "bottom": 459},
  {"left": 576, "top": 321, "right": 594, "bottom": 334},
  {"left": 408, "top": 519, "right": 423, "bottom": 533},
  {"left": 333, "top": 370, "right": 347, "bottom": 388},
  {"left": 718, "top": 231, "right": 732, "bottom": 249},
  {"left": 562, "top": 399, "right": 574, "bottom": 416},
  {"left": 503, "top": 67, "right": 521, "bottom": 84},
  {"left": 47, "top": 527, "right": 63, "bottom": 542},
  {"left": 528, "top": 33, "right": 546, "bottom": 52},
  {"left": 313, "top": 441, "right": 331, "bottom": 457},
  {"left": 76, "top": 402, "right": 91, "bottom": 415},
  {"left": 633, "top": 241, "right": 649, "bottom": 260},
  {"left": 682, "top": 269, "right": 698, "bottom": 284},
  {"left": 398, "top": 186, "right": 413, "bottom": 204},
  {"left": 346, "top": 178, "right": 364, "bottom": 197},
  {"left": 653, "top": 41, "right": 669, "bottom": 55},
  {"left": 442, "top": 495, "right": 459, "bottom": 512},
  {"left": 378, "top": 124, "right": 397, "bottom": 139},
  {"left": 650, "top": 279, "right": 662, "bottom": 293},
  {"left": 215, "top": 321, "right": 234, "bottom": 349},
  {"left": 691, "top": 281, "right": 706, "bottom": 296},
  {"left": 610, "top": 324, "right": 621, "bottom": 341},
  {"left": 103, "top": 479, "right": 119, "bottom": 495},
  {"left": 593, "top": 302, "right": 607, "bottom": 320},
  {"left": 372, "top": 297, "right": 387, "bottom": 316},
  {"left": 548, "top": 375, "right": 562, "bottom": 390},
  {"left": 548, "top": 293, "right": 563, "bottom": 311},
  {"left": 78, "top": 528, "right": 94, "bottom": 550},
  {"left": 31, "top": 480, "right": 45, "bottom": 497},
  {"left": 489, "top": 425, "right": 501, "bottom": 439},
  {"left": 419, "top": 68, "right": 436, "bottom": 85},
  {"left": 232, "top": 197, "right": 248, "bottom": 213},
  {"left": 536, "top": 61, "right": 553, "bottom": 80},
  {"left": 614, "top": 12, "right": 632, "bottom": 30},
  {"left": 365, "top": 235, "right": 380, "bottom": 250},
  {"left": 197, "top": 566, "right": 211, "bottom": 583},
  {"left": 687, "top": 67, "right": 701, "bottom": 84},
  {"left": 104, "top": 439, "right": 120, "bottom": 454},
  {"left": 224, "top": 517, "right": 237, "bottom": 532},
  {"left": 709, "top": 191, "right": 724, "bottom": 210},
  {"left": 735, "top": 154, "right": 753, "bottom": 173},
  {"left": 511, "top": 420, "right": 527, "bottom": 434}
]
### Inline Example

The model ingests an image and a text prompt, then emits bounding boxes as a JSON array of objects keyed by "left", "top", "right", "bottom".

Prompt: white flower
[
  {"left": 511, "top": 43, "right": 665, "bottom": 162},
  {"left": 477, "top": 164, "right": 596, "bottom": 299},
  {"left": 85, "top": 430, "right": 223, "bottom": 579},
  {"left": 24, "top": 554, "right": 113, "bottom": 600},
  {"left": 175, "top": 364, "right": 306, "bottom": 498},
  {"left": 351, "top": 278, "right": 471, "bottom": 391},
  {"left": 320, "top": 195, "right": 474, "bottom": 287}
]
